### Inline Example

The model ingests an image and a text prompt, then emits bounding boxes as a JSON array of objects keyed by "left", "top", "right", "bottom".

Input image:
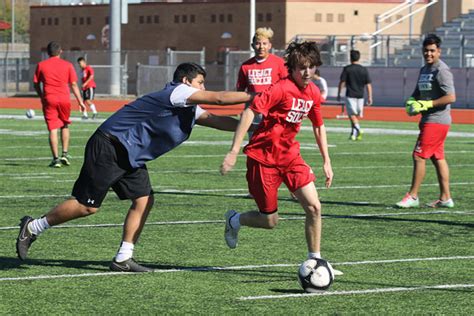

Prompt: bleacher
[{"left": 392, "top": 9, "right": 474, "bottom": 68}]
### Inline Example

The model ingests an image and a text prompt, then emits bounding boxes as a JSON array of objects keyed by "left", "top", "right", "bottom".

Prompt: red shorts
[
  {"left": 246, "top": 156, "right": 316, "bottom": 214},
  {"left": 43, "top": 98, "right": 72, "bottom": 131},
  {"left": 413, "top": 123, "right": 449, "bottom": 160}
]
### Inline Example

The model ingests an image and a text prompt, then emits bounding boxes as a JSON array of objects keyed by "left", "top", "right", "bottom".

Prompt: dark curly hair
[{"left": 284, "top": 41, "right": 322, "bottom": 71}]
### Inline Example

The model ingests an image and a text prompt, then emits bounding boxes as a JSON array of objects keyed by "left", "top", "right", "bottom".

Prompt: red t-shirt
[
  {"left": 244, "top": 78, "right": 324, "bottom": 168},
  {"left": 236, "top": 54, "right": 288, "bottom": 93},
  {"left": 81, "top": 65, "right": 97, "bottom": 90},
  {"left": 33, "top": 57, "right": 77, "bottom": 101}
]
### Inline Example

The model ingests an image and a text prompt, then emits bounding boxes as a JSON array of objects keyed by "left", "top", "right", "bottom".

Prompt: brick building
[{"left": 29, "top": 0, "right": 473, "bottom": 63}]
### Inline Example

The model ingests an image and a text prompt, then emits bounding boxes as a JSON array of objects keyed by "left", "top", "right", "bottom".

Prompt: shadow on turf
[{"left": 278, "top": 213, "right": 474, "bottom": 229}]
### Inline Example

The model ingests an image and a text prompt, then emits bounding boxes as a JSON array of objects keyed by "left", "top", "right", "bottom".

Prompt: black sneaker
[
  {"left": 49, "top": 158, "right": 61, "bottom": 168},
  {"left": 60, "top": 154, "right": 71, "bottom": 166},
  {"left": 92, "top": 113, "right": 98, "bottom": 119},
  {"left": 16, "top": 216, "right": 37, "bottom": 260},
  {"left": 109, "top": 258, "right": 153, "bottom": 273}
]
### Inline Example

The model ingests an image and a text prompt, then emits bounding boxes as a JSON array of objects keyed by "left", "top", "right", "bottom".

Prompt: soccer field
[{"left": 0, "top": 109, "right": 473, "bottom": 314}]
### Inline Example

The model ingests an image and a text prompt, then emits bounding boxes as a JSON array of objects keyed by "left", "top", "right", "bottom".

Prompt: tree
[{"left": 1, "top": 0, "right": 30, "bottom": 43}]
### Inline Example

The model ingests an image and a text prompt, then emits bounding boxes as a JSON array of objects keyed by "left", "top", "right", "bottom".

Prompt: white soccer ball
[
  {"left": 298, "top": 258, "right": 334, "bottom": 292},
  {"left": 26, "top": 109, "right": 35, "bottom": 119}
]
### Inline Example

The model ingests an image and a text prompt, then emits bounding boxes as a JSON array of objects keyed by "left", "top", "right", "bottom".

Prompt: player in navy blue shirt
[{"left": 16, "top": 63, "right": 254, "bottom": 272}]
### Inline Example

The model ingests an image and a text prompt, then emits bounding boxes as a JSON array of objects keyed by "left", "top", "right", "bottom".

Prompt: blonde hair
[{"left": 253, "top": 27, "right": 274, "bottom": 42}]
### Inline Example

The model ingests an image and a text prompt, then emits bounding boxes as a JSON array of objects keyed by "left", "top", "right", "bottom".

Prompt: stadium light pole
[
  {"left": 109, "top": 0, "right": 121, "bottom": 96},
  {"left": 250, "top": 0, "right": 255, "bottom": 51}
]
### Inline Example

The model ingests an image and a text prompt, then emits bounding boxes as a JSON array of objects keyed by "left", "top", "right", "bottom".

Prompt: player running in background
[
  {"left": 77, "top": 57, "right": 98, "bottom": 119},
  {"left": 236, "top": 27, "right": 288, "bottom": 138},
  {"left": 17, "top": 63, "right": 254, "bottom": 272},
  {"left": 220, "top": 42, "right": 336, "bottom": 267},
  {"left": 396, "top": 34, "right": 456, "bottom": 209},
  {"left": 337, "top": 50, "right": 372, "bottom": 141},
  {"left": 312, "top": 69, "right": 328, "bottom": 101},
  {"left": 33, "top": 41, "right": 85, "bottom": 168}
]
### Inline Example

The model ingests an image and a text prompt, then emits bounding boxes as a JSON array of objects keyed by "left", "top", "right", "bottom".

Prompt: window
[
  {"left": 174, "top": 15, "right": 179, "bottom": 23},
  {"left": 86, "top": 17, "right": 91, "bottom": 25},
  {"left": 266, "top": 13, "right": 272, "bottom": 22},
  {"left": 146, "top": 16, "right": 152, "bottom": 24},
  {"left": 315, "top": 13, "right": 322, "bottom": 22},
  {"left": 219, "top": 14, "right": 224, "bottom": 23},
  {"left": 338, "top": 14, "right": 344, "bottom": 23},
  {"left": 326, "top": 13, "right": 333, "bottom": 23},
  {"left": 79, "top": 17, "right": 84, "bottom": 25},
  {"left": 385, "top": 17, "right": 392, "bottom": 23},
  {"left": 190, "top": 15, "right": 195, "bottom": 23},
  {"left": 396, "top": 14, "right": 403, "bottom": 23},
  {"left": 139, "top": 16, "right": 144, "bottom": 24},
  {"left": 211, "top": 14, "right": 216, "bottom": 23},
  {"left": 105, "top": 16, "right": 109, "bottom": 24},
  {"left": 354, "top": 10, "right": 358, "bottom": 16},
  {"left": 257, "top": 13, "right": 264, "bottom": 22},
  {"left": 227, "top": 14, "right": 232, "bottom": 23},
  {"left": 47, "top": 17, "right": 52, "bottom": 25},
  {"left": 182, "top": 15, "right": 187, "bottom": 23},
  {"left": 41, "top": 18, "right": 46, "bottom": 25},
  {"left": 154, "top": 15, "right": 159, "bottom": 23},
  {"left": 54, "top": 17, "right": 59, "bottom": 25}
]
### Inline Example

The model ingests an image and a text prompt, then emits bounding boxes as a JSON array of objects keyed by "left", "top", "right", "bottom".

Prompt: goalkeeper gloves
[{"left": 405, "top": 98, "right": 433, "bottom": 115}]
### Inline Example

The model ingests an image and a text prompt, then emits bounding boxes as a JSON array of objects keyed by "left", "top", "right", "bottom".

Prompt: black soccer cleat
[
  {"left": 109, "top": 258, "right": 153, "bottom": 273},
  {"left": 16, "top": 216, "right": 37, "bottom": 260}
]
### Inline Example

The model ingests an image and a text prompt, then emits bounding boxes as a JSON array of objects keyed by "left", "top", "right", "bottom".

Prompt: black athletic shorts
[
  {"left": 72, "top": 130, "right": 152, "bottom": 208},
  {"left": 82, "top": 87, "right": 95, "bottom": 101}
]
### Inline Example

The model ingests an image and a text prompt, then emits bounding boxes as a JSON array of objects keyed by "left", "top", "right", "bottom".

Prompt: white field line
[
  {"left": 2, "top": 150, "right": 473, "bottom": 161},
  {"left": 1, "top": 182, "right": 473, "bottom": 199},
  {"left": 239, "top": 284, "right": 474, "bottom": 301},
  {"left": 0, "top": 256, "right": 472, "bottom": 283},
  {"left": 0, "top": 210, "right": 472, "bottom": 231},
  {"left": 1, "top": 116, "right": 473, "bottom": 137},
  {"left": 2, "top": 164, "right": 474, "bottom": 178}
]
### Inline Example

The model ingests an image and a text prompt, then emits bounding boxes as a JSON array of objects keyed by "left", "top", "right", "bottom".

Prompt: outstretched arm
[
  {"left": 313, "top": 124, "right": 333, "bottom": 188},
  {"left": 187, "top": 90, "right": 254, "bottom": 106},
  {"left": 220, "top": 107, "right": 256, "bottom": 175},
  {"left": 196, "top": 111, "right": 240, "bottom": 131}
]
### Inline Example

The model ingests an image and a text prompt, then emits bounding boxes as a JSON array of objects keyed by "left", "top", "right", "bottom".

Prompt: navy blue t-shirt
[{"left": 99, "top": 82, "right": 204, "bottom": 168}]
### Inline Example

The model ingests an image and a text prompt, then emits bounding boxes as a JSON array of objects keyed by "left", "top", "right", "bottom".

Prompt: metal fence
[{"left": 1, "top": 46, "right": 473, "bottom": 108}]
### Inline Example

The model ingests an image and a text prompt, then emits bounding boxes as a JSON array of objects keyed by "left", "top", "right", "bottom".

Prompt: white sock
[
  {"left": 308, "top": 252, "right": 321, "bottom": 259},
  {"left": 115, "top": 241, "right": 134, "bottom": 263},
  {"left": 28, "top": 217, "right": 50, "bottom": 236},
  {"left": 354, "top": 123, "right": 361, "bottom": 133},
  {"left": 230, "top": 212, "right": 241, "bottom": 230},
  {"left": 82, "top": 111, "right": 88, "bottom": 117},
  {"left": 90, "top": 104, "right": 97, "bottom": 114}
]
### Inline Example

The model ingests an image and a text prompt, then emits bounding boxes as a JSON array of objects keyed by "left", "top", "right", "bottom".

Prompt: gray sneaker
[
  {"left": 16, "top": 216, "right": 37, "bottom": 260},
  {"left": 109, "top": 258, "right": 153, "bottom": 272},
  {"left": 224, "top": 210, "right": 239, "bottom": 249}
]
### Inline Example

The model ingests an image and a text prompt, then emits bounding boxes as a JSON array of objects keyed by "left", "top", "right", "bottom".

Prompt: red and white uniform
[
  {"left": 244, "top": 78, "right": 324, "bottom": 213},
  {"left": 81, "top": 65, "right": 96, "bottom": 90},
  {"left": 236, "top": 54, "right": 287, "bottom": 93},
  {"left": 34, "top": 56, "right": 77, "bottom": 131}
]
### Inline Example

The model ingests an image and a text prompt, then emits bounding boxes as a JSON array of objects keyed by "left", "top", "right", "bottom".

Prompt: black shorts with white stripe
[{"left": 82, "top": 87, "right": 95, "bottom": 101}]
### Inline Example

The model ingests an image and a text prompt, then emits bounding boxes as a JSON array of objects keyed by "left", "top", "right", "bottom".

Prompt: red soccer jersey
[
  {"left": 236, "top": 54, "right": 288, "bottom": 93},
  {"left": 81, "top": 65, "right": 97, "bottom": 90},
  {"left": 33, "top": 57, "right": 77, "bottom": 101},
  {"left": 244, "top": 78, "right": 324, "bottom": 168}
]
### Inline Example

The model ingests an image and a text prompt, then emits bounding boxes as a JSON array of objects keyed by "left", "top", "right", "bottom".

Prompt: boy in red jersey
[
  {"left": 221, "top": 41, "right": 336, "bottom": 267},
  {"left": 34, "top": 41, "right": 85, "bottom": 168},
  {"left": 77, "top": 57, "right": 98, "bottom": 119}
]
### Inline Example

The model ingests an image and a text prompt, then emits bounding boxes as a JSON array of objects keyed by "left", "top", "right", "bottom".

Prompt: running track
[{"left": 1, "top": 97, "right": 473, "bottom": 124}]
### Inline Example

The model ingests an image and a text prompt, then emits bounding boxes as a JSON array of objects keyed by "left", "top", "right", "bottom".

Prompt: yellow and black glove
[{"left": 405, "top": 98, "right": 433, "bottom": 116}]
